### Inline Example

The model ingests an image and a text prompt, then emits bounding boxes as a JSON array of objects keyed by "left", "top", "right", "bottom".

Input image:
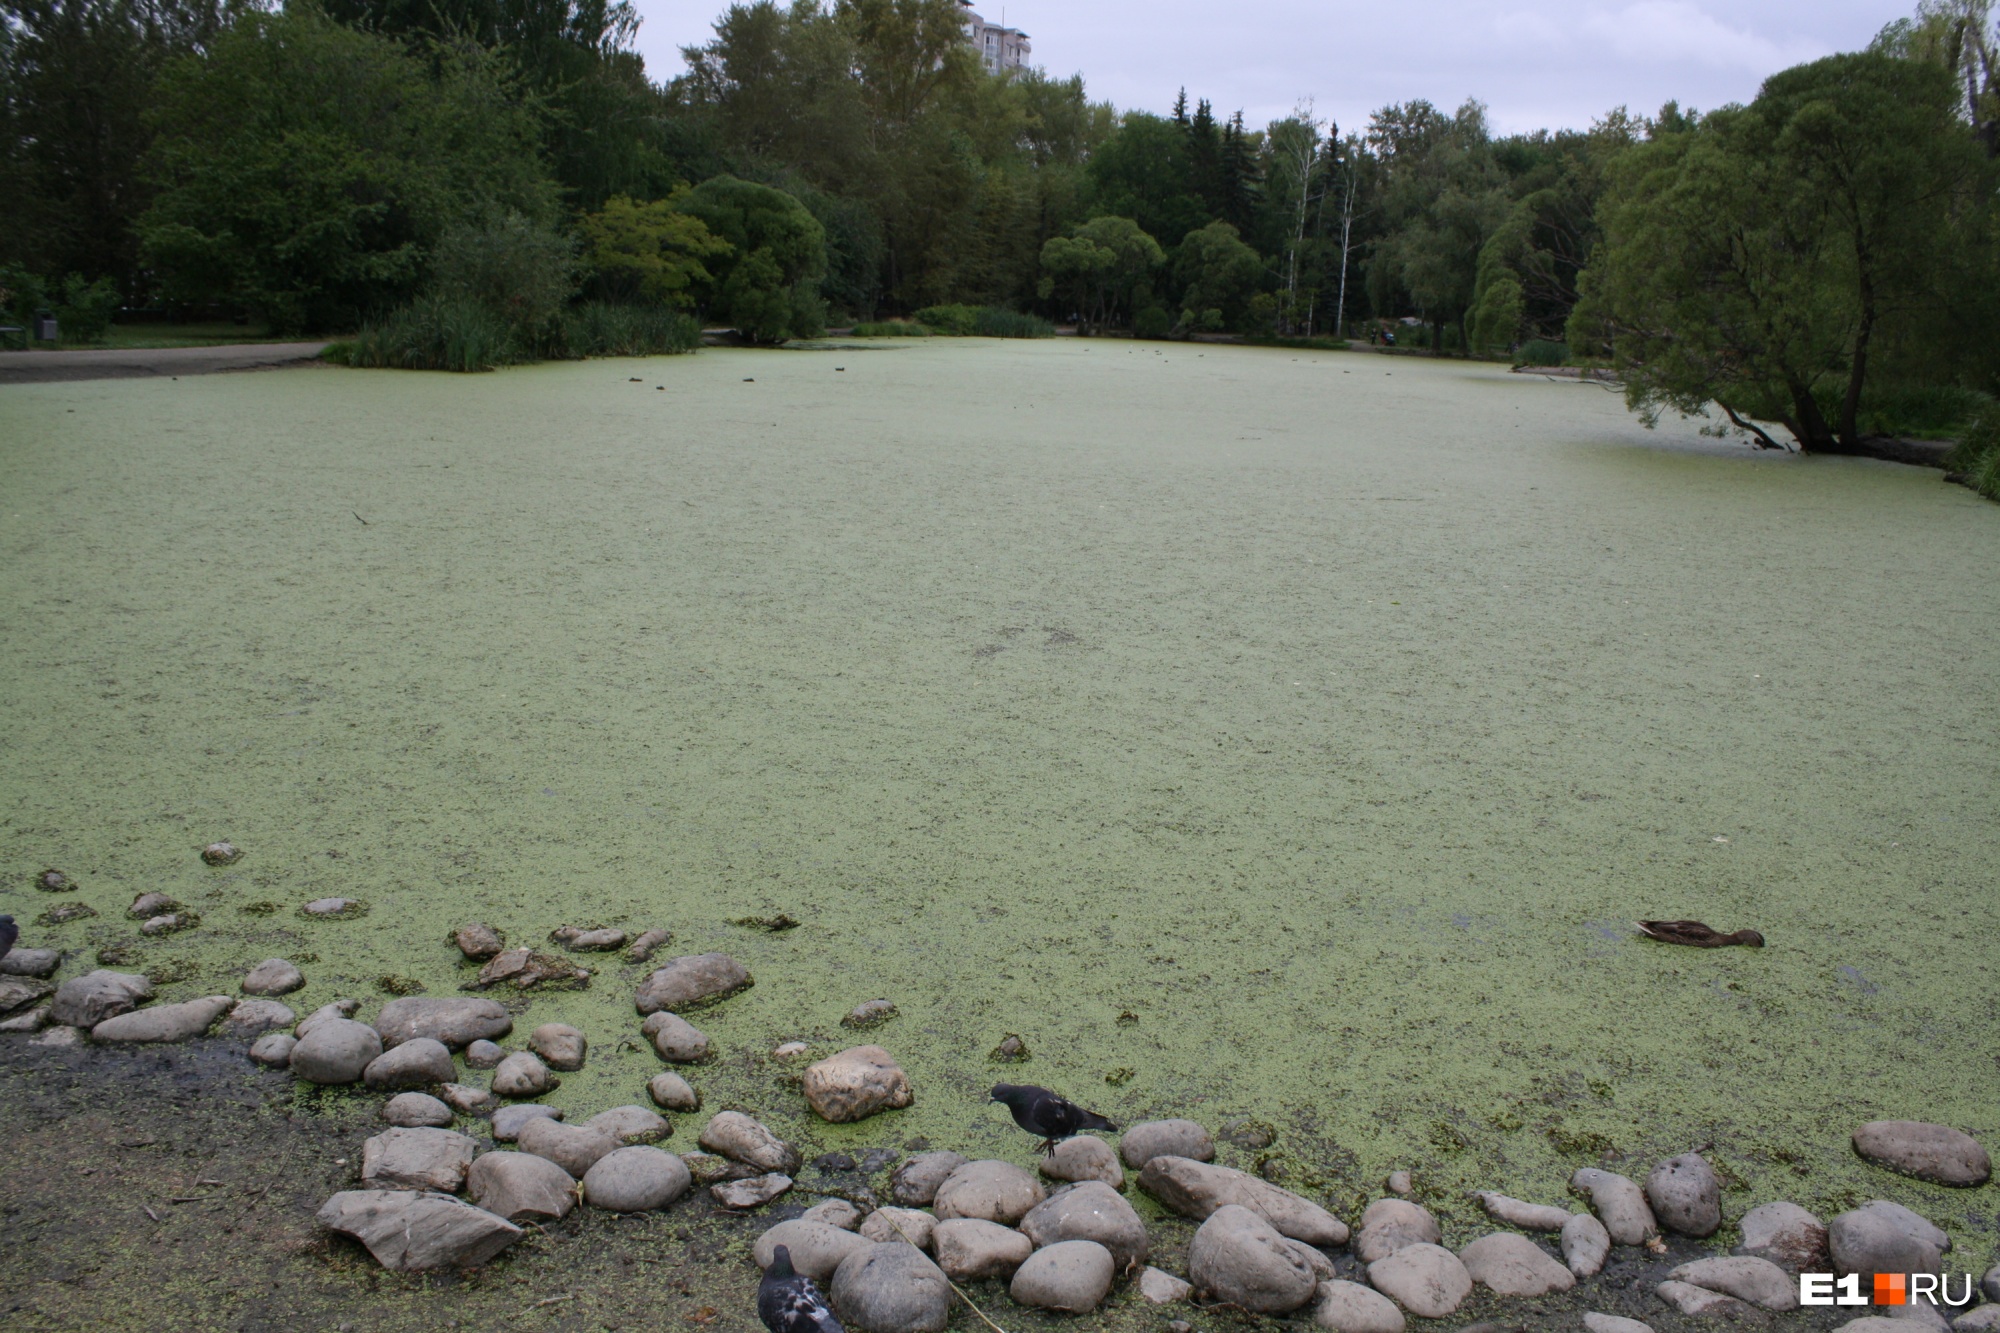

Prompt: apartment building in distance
[{"left": 960, "top": 1, "right": 1031, "bottom": 75}]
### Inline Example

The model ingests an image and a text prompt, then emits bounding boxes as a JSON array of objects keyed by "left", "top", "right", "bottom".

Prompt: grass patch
[
  {"left": 340, "top": 301, "right": 698, "bottom": 373},
  {"left": 1946, "top": 409, "right": 2000, "bottom": 502}
]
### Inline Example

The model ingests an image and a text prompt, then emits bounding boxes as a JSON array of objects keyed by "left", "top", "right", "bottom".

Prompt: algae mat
[{"left": 2, "top": 341, "right": 1996, "bottom": 1255}]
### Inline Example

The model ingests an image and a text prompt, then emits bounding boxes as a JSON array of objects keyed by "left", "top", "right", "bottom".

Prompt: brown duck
[{"left": 1636, "top": 920, "right": 1764, "bottom": 948}]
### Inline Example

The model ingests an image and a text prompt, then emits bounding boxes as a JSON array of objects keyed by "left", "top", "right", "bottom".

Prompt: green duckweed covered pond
[{"left": 2, "top": 338, "right": 1997, "bottom": 1304}]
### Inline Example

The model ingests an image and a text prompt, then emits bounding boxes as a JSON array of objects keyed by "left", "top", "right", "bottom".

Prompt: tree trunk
[
  {"left": 1786, "top": 377, "right": 1838, "bottom": 452},
  {"left": 1838, "top": 260, "right": 1876, "bottom": 451},
  {"left": 1431, "top": 317, "right": 1445, "bottom": 357}
]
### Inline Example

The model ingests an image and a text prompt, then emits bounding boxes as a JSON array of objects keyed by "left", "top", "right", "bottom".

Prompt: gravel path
[{"left": 0, "top": 342, "right": 329, "bottom": 385}]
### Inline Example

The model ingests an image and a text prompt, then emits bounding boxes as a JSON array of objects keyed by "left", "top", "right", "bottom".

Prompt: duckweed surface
[{"left": 2, "top": 340, "right": 1997, "bottom": 1291}]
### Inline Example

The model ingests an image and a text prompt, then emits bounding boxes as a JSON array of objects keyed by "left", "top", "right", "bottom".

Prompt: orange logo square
[{"left": 1874, "top": 1273, "right": 1907, "bottom": 1305}]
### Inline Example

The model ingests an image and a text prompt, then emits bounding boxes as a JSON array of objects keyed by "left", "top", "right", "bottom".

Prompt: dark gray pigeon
[
  {"left": 990, "top": 1083, "right": 1118, "bottom": 1152},
  {"left": 0, "top": 914, "right": 15, "bottom": 962},
  {"left": 759, "top": 1245, "right": 842, "bottom": 1333}
]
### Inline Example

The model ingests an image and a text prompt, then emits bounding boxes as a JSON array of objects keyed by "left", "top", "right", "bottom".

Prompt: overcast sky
[{"left": 634, "top": 0, "right": 1912, "bottom": 135}]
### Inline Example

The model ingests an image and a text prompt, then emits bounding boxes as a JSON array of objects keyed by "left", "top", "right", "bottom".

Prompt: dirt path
[{"left": 0, "top": 342, "right": 329, "bottom": 385}]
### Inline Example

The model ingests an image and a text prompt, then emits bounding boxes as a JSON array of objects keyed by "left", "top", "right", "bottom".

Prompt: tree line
[{"left": 3, "top": 0, "right": 1997, "bottom": 451}]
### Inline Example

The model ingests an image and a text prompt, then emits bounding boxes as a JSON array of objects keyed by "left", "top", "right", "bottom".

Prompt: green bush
[
  {"left": 432, "top": 211, "right": 577, "bottom": 341},
  {"left": 1516, "top": 339, "right": 1569, "bottom": 366},
  {"left": 557, "top": 302, "right": 700, "bottom": 357},
  {"left": 55, "top": 275, "right": 122, "bottom": 343},
  {"left": 913, "top": 304, "right": 977, "bottom": 335},
  {"left": 849, "top": 320, "right": 933, "bottom": 337},
  {"left": 674, "top": 176, "right": 827, "bottom": 344},
  {"left": 972, "top": 307, "right": 1054, "bottom": 338},
  {"left": 1946, "top": 410, "right": 2000, "bottom": 502},
  {"left": 345, "top": 296, "right": 521, "bottom": 372},
  {"left": 1813, "top": 384, "right": 1991, "bottom": 440},
  {"left": 1132, "top": 305, "right": 1174, "bottom": 340}
]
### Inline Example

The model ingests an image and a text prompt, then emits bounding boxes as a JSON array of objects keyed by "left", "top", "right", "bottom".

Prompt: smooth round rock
[
  {"left": 1366, "top": 1242, "right": 1473, "bottom": 1319},
  {"left": 48, "top": 970, "right": 152, "bottom": 1028},
  {"left": 464, "top": 1039, "right": 505, "bottom": 1069},
  {"left": 242, "top": 959, "right": 305, "bottom": 996},
  {"left": 1458, "top": 1232, "right": 1576, "bottom": 1296},
  {"left": 491, "top": 1051, "right": 554, "bottom": 1098},
  {"left": 1011, "top": 1239, "right": 1114, "bottom": 1313},
  {"left": 647, "top": 1070, "right": 700, "bottom": 1111},
  {"left": 1314, "top": 1278, "right": 1407, "bottom": 1333},
  {"left": 1646, "top": 1153, "right": 1722, "bottom": 1237},
  {"left": 587, "top": 1105, "right": 670, "bottom": 1144},
  {"left": 755, "top": 1219, "right": 873, "bottom": 1280},
  {"left": 1040, "top": 1134, "right": 1123, "bottom": 1188},
  {"left": 128, "top": 893, "right": 180, "bottom": 919},
  {"left": 890, "top": 1151, "right": 967, "bottom": 1206},
  {"left": 1019, "top": 1180, "right": 1149, "bottom": 1271},
  {"left": 492, "top": 1103, "right": 564, "bottom": 1142},
  {"left": 1828, "top": 1201, "right": 1946, "bottom": 1280},
  {"left": 1735, "top": 1201, "right": 1829, "bottom": 1271},
  {"left": 375, "top": 996, "right": 512, "bottom": 1050},
  {"left": 1190, "top": 1204, "right": 1318, "bottom": 1314},
  {"left": 294, "top": 999, "right": 360, "bottom": 1039},
  {"left": 1563, "top": 1211, "right": 1612, "bottom": 1277},
  {"left": 930, "top": 1217, "right": 1031, "bottom": 1279},
  {"left": 1582, "top": 1316, "right": 1655, "bottom": 1333},
  {"left": 802, "top": 1044, "right": 913, "bottom": 1123},
  {"left": 1354, "top": 1198, "right": 1443, "bottom": 1264},
  {"left": 1139, "top": 1266, "right": 1193, "bottom": 1305},
  {"left": 1120, "top": 1119, "right": 1215, "bottom": 1168},
  {"left": 1656, "top": 1279, "right": 1761, "bottom": 1319},
  {"left": 1852, "top": 1121, "right": 1991, "bottom": 1187},
  {"left": 360, "top": 1126, "right": 477, "bottom": 1192},
  {"left": 932, "top": 1159, "right": 1044, "bottom": 1226},
  {"left": 290, "top": 1018, "right": 383, "bottom": 1084},
  {"left": 383, "top": 1092, "right": 455, "bottom": 1127},
  {"left": 801, "top": 1199, "right": 864, "bottom": 1230},
  {"left": 467, "top": 1149, "right": 577, "bottom": 1222},
  {"left": 201, "top": 841, "right": 242, "bottom": 865},
  {"left": 516, "top": 1117, "right": 619, "bottom": 1178},
  {"left": 1572, "top": 1167, "right": 1656, "bottom": 1245},
  {"left": 91, "top": 995, "right": 232, "bottom": 1043},
  {"left": 830, "top": 1241, "right": 951, "bottom": 1333},
  {"left": 221, "top": 999, "right": 296, "bottom": 1040},
  {"left": 697, "top": 1111, "right": 800, "bottom": 1173},
  {"left": 249, "top": 1031, "right": 297, "bottom": 1067},
  {"left": 843, "top": 999, "right": 897, "bottom": 1027},
  {"left": 582, "top": 1145, "right": 691, "bottom": 1211},
  {"left": 453, "top": 923, "right": 505, "bottom": 961},
  {"left": 529, "top": 1022, "right": 587, "bottom": 1071},
  {"left": 859, "top": 1207, "right": 936, "bottom": 1249},
  {"left": 1476, "top": 1191, "right": 1572, "bottom": 1231},
  {"left": 363, "top": 1037, "right": 456, "bottom": 1091},
  {"left": 1669, "top": 1256, "right": 1798, "bottom": 1311},
  {"left": 641, "top": 1011, "right": 710, "bottom": 1062},
  {"left": 439, "top": 1082, "right": 497, "bottom": 1115},
  {"left": 633, "top": 953, "right": 753, "bottom": 1015}
]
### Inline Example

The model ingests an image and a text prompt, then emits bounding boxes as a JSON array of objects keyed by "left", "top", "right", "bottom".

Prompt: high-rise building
[{"left": 959, "top": 2, "right": 1031, "bottom": 75}]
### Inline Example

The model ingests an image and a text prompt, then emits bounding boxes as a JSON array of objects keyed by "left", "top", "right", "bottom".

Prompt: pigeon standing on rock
[
  {"left": 0, "top": 915, "right": 16, "bottom": 962},
  {"left": 990, "top": 1083, "right": 1118, "bottom": 1152},
  {"left": 759, "top": 1244, "right": 843, "bottom": 1333}
]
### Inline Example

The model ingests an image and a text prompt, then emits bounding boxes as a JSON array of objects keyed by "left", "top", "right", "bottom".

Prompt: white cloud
[{"left": 1578, "top": 1, "right": 1827, "bottom": 74}]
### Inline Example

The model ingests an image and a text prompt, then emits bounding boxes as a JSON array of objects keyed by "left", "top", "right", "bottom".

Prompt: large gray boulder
[
  {"left": 316, "top": 1189, "right": 520, "bottom": 1271},
  {"left": 1314, "top": 1279, "right": 1406, "bottom": 1333},
  {"left": 581, "top": 1146, "right": 691, "bottom": 1211},
  {"left": 698, "top": 1111, "right": 800, "bottom": 1173},
  {"left": 802, "top": 1045, "right": 912, "bottom": 1123},
  {"left": 1120, "top": 1119, "right": 1216, "bottom": 1168},
  {"left": 363, "top": 1038, "right": 456, "bottom": 1091},
  {"left": 931, "top": 1218, "right": 1029, "bottom": 1279},
  {"left": 1852, "top": 1121, "right": 1991, "bottom": 1187},
  {"left": 1828, "top": 1201, "right": 1947, "bottom": 1281},
  {"left": 249, "top": 1032, "right": 297, "bottom": 1067},
  {"left": 633, "top": 953, "right": 752, "bottom": 1015},
  {"left": 1562, "top": 1211, "right": 1612, "bottom": 1277},
  {"left": 1040, "top": 1134, "right": 1123, "bottom": 1188},
  {"left": 1140, "top": 1155, "right": 1349, "bottom": 1246},
  {"left": 754, "top": 1219, "right": 874, "bottom": 1281},
  {"left": 290, "top": 1018, "right": 383, "bottom": 1084},
  {"left": 49, "top": 970, "right": 152, "bottom": 1028},
  {"left": 528, "top": 1022, "right": 587, "bottom": 1071},
  {"left": 932, "top": 1159, "right": 1044, "bottom": 1226},
  {"left": 647, "top": 1071, "right": 701, "bottom": 1112},
  {"left": 1735, "top": 1201, "right": 1829, "bottom": 1271},
  {"left": 491, "top": 1051, "right": 554, "bottom": 1098},
  {"left": 1457, "top": 1232, "right": 1575, "bottom": 1296},
  {"left": 91, "top": 995, "right": 231, "bottom": 1043},
  {"left": 1019, "top": 1181, "right": 1149, "bottom": 1273},
  {"left": 859, "top": 1207, "right": 935, "bottom": 1249},
  {"left": 1353, "top": 1198, "right": 1442, "bottom": 1264},
  {"left": 466, "top": 1151, "right": 577, "bottom": 1222},
  {"left": 0, "top": 948, "right": 62, "bottom": 979},
  {"left": 294, "top": 999, "right": 360, "bottom": 1040},
  {"left": 1571, "top": 1167, "right": 1657, "bottom": 1245},
  {"left": 241, "top": 959, "right": 305, "bottom": 996},
  {"left": 374, "top": 997, "right": 512, "bottom": 1049},
  {"left": 1646, "top": 1153, "right": 1722, "bottom": 1237},
  {"left": 1365, "top": 1243, "right": 1473, "bottom": 1319},
  {"left": 1188, "top": 1204, "right": 1318, "bottom": 1314},
  {"left": 360, "top": 1127, "right": 477, "bottom": 1193},
  {"left": 220, "top": 999, "right": 296, "bottom": 1040},
  {"left": 587, "top": 1105, "right": 670, "bottom": 1145},
  {"left": 516, "top": 1117, "right": 619, "bottom": 1178},
  {"left": 830, "top": 1241, "right": 951, "bottom": 1333},
  {"left": 890, "top": 1151, "right": 966, "bottom": 1206},
  {"left": 1669, "top": 1256, "right": 1798, "bottom": 1311},
  {"left": 382, "top": 1093, "right": 455, "bottom": 1128},
  {"left": 641, "top": 1011, "right": 710, "bottom": 1062},
  {"left": 492, "top": 1104, "right": 563, "bottom": 1142},
  {"left": 1010, "top": 1240, "right": 1115, "bottom": 1313}
]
